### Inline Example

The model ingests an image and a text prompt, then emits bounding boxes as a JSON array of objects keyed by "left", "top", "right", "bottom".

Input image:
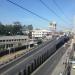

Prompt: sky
[{"left": 0, "top": 0, "right": 75, "bottom": 30}]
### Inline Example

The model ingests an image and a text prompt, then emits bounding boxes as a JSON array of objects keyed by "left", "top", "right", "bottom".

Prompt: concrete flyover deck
[{"left": 31, "top": 42, "right": 71, "bottom": 75}]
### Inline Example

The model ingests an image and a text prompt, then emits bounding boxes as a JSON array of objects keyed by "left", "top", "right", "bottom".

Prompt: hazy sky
[{"left": 0, "top": 0, "right": 75, "bottom": 30}]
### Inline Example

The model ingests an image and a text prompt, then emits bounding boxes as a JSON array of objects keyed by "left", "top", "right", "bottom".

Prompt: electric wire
[
  {"left": 7, "top": 0, "right": 50, "bottom": 22},
  {"left": 40, "top": 0, "right": 69, "bottom": 24},
  {"left": 53, "top": 0, "right": 70, "bottom": 21}
]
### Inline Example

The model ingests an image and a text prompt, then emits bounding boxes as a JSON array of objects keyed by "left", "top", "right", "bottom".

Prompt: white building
[{"left": 32, "top": 29, "right": 51, "bottom": 39}]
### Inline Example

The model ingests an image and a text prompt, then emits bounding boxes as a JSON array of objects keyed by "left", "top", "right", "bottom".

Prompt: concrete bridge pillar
[
  {"left": 38, "top": 56, "right": 41, "bottom": 65},
  {"left": 42, "top": 54, "right": 44, "bottom": 63},
  {"left": 34, "top": 59, "right": 37, "bottom": 69},
  {"left": 37, "top": 57, "right": 40, "bottom": 67},
  {"left": 31, "top": 63, "right": 34, "bottom": 72},
  {"left": 23, "top": 69, "right": 26, "bottom": 75},
  {"left": 39, "top": 56, "right": 42, "bottom": 65},
  {"left": 43, "top": 53, "right": 46, "bottom": 61},
  {"left": 47, "top": 51, "right": 49, "bottom": 58},
  {"left": 44, "top": 52, "right": 47, "bottom": 60},
  {"left": 27, "top": 65, "right": 31, "bottom": 75},
  {"left": 18, "top": 71, "right": 22, "bottom": 75},
  {"left": 36, "top": 59, "right": 38, "bottom": 68}
]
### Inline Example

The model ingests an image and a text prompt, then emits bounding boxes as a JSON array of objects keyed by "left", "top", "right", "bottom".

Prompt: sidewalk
[{"left": 51, "top": 44, "right": 72, "bottom": 75}]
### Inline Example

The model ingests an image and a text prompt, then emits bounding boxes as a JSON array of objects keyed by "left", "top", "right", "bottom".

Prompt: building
[
  {"left": 49, "top": 21, "right": 56, "bottom": 32},
  {"left": 32, "top": 29, "right": 51, "bottom": 39},
  {"left": 0, "top": 35, "right": 29, "bottom": 50}
]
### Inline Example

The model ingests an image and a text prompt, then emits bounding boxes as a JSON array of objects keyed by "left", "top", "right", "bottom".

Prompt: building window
[
  {"left": 25, "top": 39, "right": 26, "bottom": 41},
  {"left": 0, "top": 40, "right": 2, "bottom": 42},
  {"left": 14, "top": 39, "right": 16, "bottom": 41},
  {"left": 3, "top": 40, "right": 5, "bottom": 42},
  {"left": 22, "top": 39, "right": 24, "bottom": 41},
  {"left": 12, "top": 39, "right": 13, "bottom": 41},
  {"left": 19, "top": 39, "right": 20, "bottom": 41},
  {"left": 6, "top": 40, "right": 8, "bottom": 42},
  {"left": 9, "top": 40, "right": 11, "bottom": 41},
  {"left": 17, "top": 39, "right": 18, "bottom": 41}
]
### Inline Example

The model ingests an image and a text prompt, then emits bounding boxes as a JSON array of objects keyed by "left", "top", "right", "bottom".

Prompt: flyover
[{"left": 0, "top": 35, "right": 70, "bottom": 75}]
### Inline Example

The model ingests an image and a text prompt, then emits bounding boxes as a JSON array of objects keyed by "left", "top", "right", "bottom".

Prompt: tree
[
  {"left": 0, "top": 22, "right": 5, "bottom": 35},
  {"left": 13, "top": 21, "right": 23, "bottom": 35},
  {"left": 0, "top": 22, "right": 3, "bottom": 25},
  {"left": 5, "top": 24, "right": 13, "bottom": 35},
  {"left": 27, "top": 25, "right": 33, "bottom": 38},
  {"left": 27, "top": 25, "right": 33, "bottom": 31},
  {"left": 0, "top": 21, "right": 34, "bottom": 36},
  {"left": 13, "top": 21, "right": 21, "bottom": 26}
]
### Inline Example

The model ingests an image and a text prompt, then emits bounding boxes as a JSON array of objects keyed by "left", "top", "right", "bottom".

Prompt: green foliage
[
  {"left": 22, "top": 24, "right": 33, "bottom": 31},
  {"left": 0, "top": 22, "right": 6, "bottom": 35},
  {"left": 0, "top": 21, "right": 33, "bottom": 36},
  {"left": 0, "top": 22, "right": 23, "bottom": 35},
  {"left": 12, "top": 21, "right": 22, "bottom": 35},
  {"left": 27, "top": 25, "right": 33, "bottom": 31}
]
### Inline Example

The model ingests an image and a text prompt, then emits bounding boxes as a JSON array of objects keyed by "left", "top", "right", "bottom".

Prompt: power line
[
  {"left": 53, "top": 0, "right": 70, "bottom": 21},
  {"left": 40, "top": 0, "right": 69, "bottom": 24},
  {"left": 6, "top": 0, "right": 50, "bottom": 22},
  {"left": 53, "top": 0, "right": 65, "bottom": 15}
]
